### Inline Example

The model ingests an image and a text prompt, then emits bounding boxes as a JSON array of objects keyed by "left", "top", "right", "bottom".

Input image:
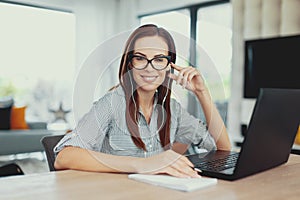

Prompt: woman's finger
[
  {"left": 146, "top": 150, "right": 201, "bottom": 178},
  {"left": 182, "top": 68, "right": 195, "bottom": 89},
  {"left": 177, "top": 73, "right": 184, "bottom": 85},
  {"left": 180, "top": 156, "right": 195, "bottom": 168},
  {"left": 177, "top": 67, "right": 192, "bottom": 86},
  {"left": 152, "top": 165, "right": 187, "bottom": 178},
  {"left": 168, "top": 73, "right": 177, "bottom": 81},
  {"left": 171, "top": 160, "right": 200, "bottom": 178},
  {"left": 168, "top": 73, "right": 182, "bottom": 85},
  {"left": 187, "top": 70, "right": 199, "bottom": 82},
  {"left": 170, "top": 62, "right": 183, "bottom": 71},
  {"left": 165, "top": 167, "right": 189, "bottom": 178}
]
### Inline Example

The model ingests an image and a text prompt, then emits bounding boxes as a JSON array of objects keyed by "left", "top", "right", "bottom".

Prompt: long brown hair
[{"left": 119, "top": 24, "right": 176, "bottom": 151}]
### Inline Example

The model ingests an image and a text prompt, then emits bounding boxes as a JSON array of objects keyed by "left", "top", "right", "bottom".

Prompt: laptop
[{"left": 187, "top": 88, "right": 300, "bottom": 181}]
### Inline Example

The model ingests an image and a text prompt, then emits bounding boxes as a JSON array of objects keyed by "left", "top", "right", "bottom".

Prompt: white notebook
[{"left": 128, "top": 174, "right": 217, "bottom": 192}]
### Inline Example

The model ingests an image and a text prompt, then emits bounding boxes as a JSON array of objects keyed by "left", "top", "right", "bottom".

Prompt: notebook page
[{"left": 128, "top": 174, "right": 217, "bottom": 192}]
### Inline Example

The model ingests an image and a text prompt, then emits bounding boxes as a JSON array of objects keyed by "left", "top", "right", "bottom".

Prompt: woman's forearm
[
  {"left": 54, "top": 146, "right": 143, "bottom": 173},
  {"left": 195, "top": 88, "right": 231, "bottom": 150},
  {"left": 54, "top": 147, "right": 200, "bottom": 178}
]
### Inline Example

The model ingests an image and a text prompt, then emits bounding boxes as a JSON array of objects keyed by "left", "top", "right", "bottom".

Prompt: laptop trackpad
[{"left": 220, "top": 167, "right": 235, "bottom": 175}]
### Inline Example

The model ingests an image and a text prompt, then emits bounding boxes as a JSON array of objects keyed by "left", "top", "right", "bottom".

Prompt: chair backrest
[
  {"left": 41, "top": 134, "right": 64, "bottom": 171},
  {"left": 0, "top": 163, "right": 24, "bottom": 177}
]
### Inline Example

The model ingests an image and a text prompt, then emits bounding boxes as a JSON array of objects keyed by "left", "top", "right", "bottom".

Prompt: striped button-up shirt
[{"left": 54, "top": 86, "right": 216, "bottom": 157}]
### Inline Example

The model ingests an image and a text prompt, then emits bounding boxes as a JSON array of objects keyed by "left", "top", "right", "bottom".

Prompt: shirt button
[{"left": 149, "top": 144, "right": 152, "bottom": 148}]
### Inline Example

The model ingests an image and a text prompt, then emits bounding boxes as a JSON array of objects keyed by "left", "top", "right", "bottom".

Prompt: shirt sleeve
[
  {"left": 54, "top": 94, "right": 113, "bottom": 155},
  {"left": 173, "top": 100, "right": 217, "bottom": 152}
]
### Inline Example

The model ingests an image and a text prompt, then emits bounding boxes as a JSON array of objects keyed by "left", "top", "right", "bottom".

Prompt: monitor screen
[{"left": 244, "top": 35, "right": 300, "bottom": 98}]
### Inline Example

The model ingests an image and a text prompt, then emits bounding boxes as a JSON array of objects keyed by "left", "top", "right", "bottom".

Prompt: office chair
[
  {"left": 0, "top": 163, "right": 24, "bottom": 177},
  {"left": 41, "top": 134, "right": 65, "bottom": 171}
]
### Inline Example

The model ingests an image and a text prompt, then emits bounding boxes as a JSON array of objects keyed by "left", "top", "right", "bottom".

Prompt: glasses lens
[
  {"left": 131, "top": 56, "right": 148, "bottom": 69},
  {"left": 131, "top": 56, "right": 169, "bottom": 70},
  {"left": 152, "top": 57, "right": 169, "bottom": 70}
]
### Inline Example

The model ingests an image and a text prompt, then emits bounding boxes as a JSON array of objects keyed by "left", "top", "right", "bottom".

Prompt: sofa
[
  {"left": 0, "top": 122, "right": 57, "bottom": 156},
  {"left": 0, "top": 97, "right": 59, "bottom": 156}
]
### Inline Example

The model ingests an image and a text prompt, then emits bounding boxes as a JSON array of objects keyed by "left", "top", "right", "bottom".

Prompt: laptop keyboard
[{"left": 193, "top": 152, "right": 239, "bottom": 172}]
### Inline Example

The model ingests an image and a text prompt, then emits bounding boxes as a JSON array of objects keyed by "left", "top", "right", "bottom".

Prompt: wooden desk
[{"left": 1, "top": 154, "right": 299, "bottom": 200}]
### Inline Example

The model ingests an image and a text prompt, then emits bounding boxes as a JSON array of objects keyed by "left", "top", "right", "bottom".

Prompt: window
[
  {"left": 141, "top": 9, "right": 191, "bottom": 108},
  {"left": 0, "top": 3, "right": 75, "bottom": 123},
  {"left": 140, "top": 1, "right": 232, "bottom": 121},
  {"left": 197, "top": 4, "right": 232, "bottom": 101}
]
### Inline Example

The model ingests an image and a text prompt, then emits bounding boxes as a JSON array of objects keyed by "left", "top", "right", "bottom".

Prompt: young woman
[{"left": 54, "top": 24, "right": 231, "bottom": 178}]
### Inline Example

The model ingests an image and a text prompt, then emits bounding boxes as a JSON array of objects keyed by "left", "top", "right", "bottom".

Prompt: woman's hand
[
  {"left": 168, "top": 64, "right": 232, "bottom": 151},
  {"left": 136, "top": 150, "right": 201, "bottom": 178},
  {"left": 168, "top": 62, "right": 206, "bottom": 94}
]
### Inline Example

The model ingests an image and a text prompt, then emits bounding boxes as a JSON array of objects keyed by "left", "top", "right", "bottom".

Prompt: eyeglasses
[{"left": 129, "top": 55, "right": 171, "bottom": 71}]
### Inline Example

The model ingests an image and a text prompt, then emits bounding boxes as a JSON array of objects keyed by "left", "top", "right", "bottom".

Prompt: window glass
[
  {"left": 196, "top": 4, "right": 232, "bottom": 101},
  {"left": 0, "top": 3, "right": 75, "bottom": 123}
]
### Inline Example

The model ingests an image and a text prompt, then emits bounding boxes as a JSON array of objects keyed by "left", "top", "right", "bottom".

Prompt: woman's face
[{"left": 131, "top": 36, "right": 169, "bottom": 93}]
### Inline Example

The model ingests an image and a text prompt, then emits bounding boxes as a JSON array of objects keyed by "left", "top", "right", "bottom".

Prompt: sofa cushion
[
  {"left": 0, "top": 106, "right": 12, "bottom": 130},
  {"left": 0, "top": 96, "right": 14, "bottom": 108},
  {"left": 0, "top": 96, "right": 14, "bottom": 130},
  {"left": 10, "top": 106, "right": 29, "bottom": 130}
]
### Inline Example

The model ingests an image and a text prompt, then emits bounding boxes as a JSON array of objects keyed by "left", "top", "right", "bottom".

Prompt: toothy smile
[{"left": 141, "top": 75, "right": 158, "bottom": 82}]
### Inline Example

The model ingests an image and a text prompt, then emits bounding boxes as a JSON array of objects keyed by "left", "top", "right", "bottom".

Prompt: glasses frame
[{"left": 129, "top": 55, "right": 171, "bottom": 71}]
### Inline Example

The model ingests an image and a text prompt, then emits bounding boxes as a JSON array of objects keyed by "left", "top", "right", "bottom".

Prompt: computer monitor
[{"left": 244, "top": 34, "right": 300, "bottom": 98}]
